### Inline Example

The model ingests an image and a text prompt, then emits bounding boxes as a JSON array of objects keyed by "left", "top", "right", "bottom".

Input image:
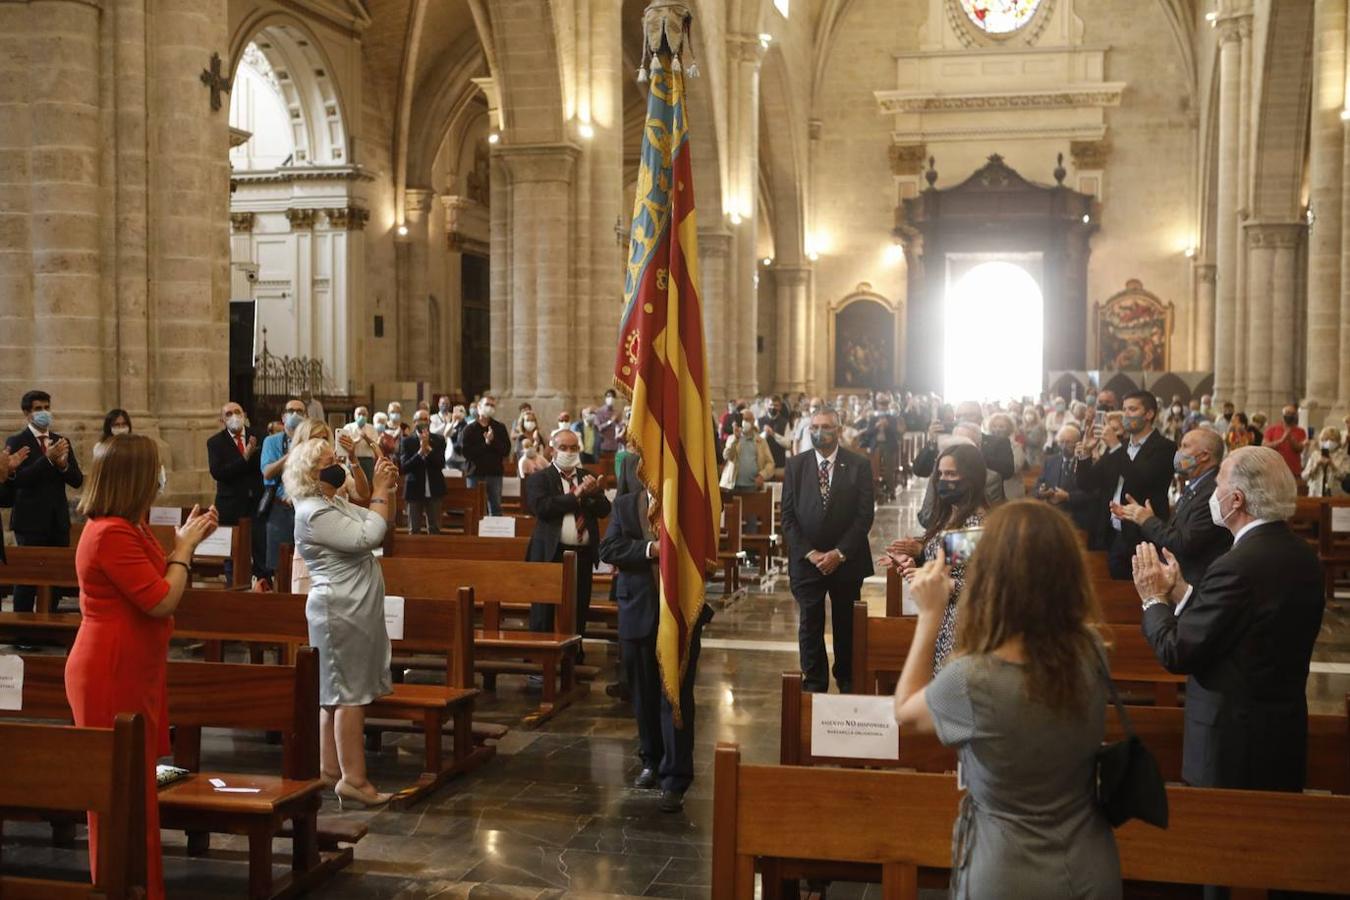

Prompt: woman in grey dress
[
  {"left": 894, "top": 500, "right": 1121, "bottom": 899},
  {"left": 283, "top": 438, "right": 399, "bottom": 808}
]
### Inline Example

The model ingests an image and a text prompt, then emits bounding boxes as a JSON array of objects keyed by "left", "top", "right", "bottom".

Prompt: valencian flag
[{"left": 614, "top": 1, "right": 720, "bottom": 726}]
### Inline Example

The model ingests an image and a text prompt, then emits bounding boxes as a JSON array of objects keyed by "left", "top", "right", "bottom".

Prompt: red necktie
[
  {"left": 235, "top": 434, "right": 246, "bottom": 456},
  {"left": 571, "top": 474, "right": 589, "bottom": 545},
  {"left": 38, "top": 435, "right": 47, "bottom": 456}
]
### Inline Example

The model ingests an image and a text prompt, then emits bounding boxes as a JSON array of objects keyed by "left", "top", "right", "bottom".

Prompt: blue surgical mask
[
  {"left": 284, "top": 411, "right": 303, "bottom": 430},
  {"left": 354, "top": 415, "right": 367, "bottom": 427},
  {"left": 31, "top": 410, "right": 52, "bottom": 430}
]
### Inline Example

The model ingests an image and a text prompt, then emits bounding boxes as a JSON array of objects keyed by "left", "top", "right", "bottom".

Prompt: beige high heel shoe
[
  {"left": 320, "top": 770, "right": 340, "bottom": 789},
  {"left": 334, "top": 778, "right": 392, "bottom": 810}
]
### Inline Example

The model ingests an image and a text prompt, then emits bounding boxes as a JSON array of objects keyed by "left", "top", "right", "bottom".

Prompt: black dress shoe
[
  {"left": 836, "top": 683, "right": 853, "bottom": 695},
  {"left": 658, "top": 788, "right": 684, "bottom": 813},
  {"left": 633, "top": 767, "right": 658, "bottom": 789}
]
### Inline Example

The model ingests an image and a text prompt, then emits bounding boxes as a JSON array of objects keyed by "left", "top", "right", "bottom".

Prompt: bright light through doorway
[{"left": 943, "top": 260, "right": 1044, "bottom": 402}]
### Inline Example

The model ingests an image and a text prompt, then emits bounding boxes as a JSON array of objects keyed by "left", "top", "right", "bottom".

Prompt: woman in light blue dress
[
  {"left": 283, "top": 438, "right": 399, "bottom": 808},
  {"left": 894, "top": 500, "right": 1121, "bottom": 899}
]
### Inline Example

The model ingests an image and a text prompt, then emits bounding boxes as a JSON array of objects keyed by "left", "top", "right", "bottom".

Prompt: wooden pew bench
[
  {"left": 714, "top": 496, "right": 745, "bottom": 595},
  {"left": 737, "top": 489, "right": 780, "bottom": 584},
  {"left": 1, "top": 650, "right": 349, "bottom": 900},
  {"left": 711, "top": 742, "right": 1350, "bottom": 899},
  {"left": 851, "top": 602, "right": 1187, "bottom": 705},
  {"left": 0, "top": 546, "right": 80, "bottom": 615},
  {"left": 169, "top": 588, "right": 491, "bottom": 807},
  {"left": 0, "top": 714, "right": 148, "bottom": 900},
  {"left": 778, "top": 671, "right": 1350, "bottom": 793}
]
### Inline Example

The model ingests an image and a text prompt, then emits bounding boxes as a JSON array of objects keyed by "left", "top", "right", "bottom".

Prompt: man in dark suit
[
  {"left": 460, "top": 395, "right": 511, "bottom": 515},
  {"left": 1113, "top": 426, "right": 1232, "bottom": 587},
  {"left": 599, "top": 487, "right": 712, "bottom": 813},
  {"left": 0, "top": 443, "right": 32, "bottom": 562},
  {"left": 1075, "top": 390, "right": 1176, "bottom": 579},
  {"left": 401, "top": 409, "right": 449, "bottom": 534},
  {"left": 525, "top": 427, "right": 613, "bottom": 660},
  {"left": 1134, "top": 446, "right": 1323, "bottom": 813},
  {"left": 206, "top": 401, "right": 267, "bottom": 583},
  {"left": 1036, "top": 423, "right": 1099, "bottom": 537},
  {"left": 781, "top": 407, "right": 874, "bottom": 693},
  {"left": 6, "top": 390, "right": 83, "bottom": 612}
]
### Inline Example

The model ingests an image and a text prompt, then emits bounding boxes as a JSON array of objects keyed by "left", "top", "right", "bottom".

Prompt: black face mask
[
  {"left": 936, "top": 479, "right": 965, "bottom": 502},
  {"left": 1283, "top": 414, "right": 1297, "bottom": 426},
  {"left": 319, "top": 464, "right": 346, "bottom": 489}
]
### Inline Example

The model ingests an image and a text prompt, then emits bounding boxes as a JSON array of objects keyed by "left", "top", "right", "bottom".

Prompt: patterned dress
[{"left": 924, "top": 510, "right": 985, "bottom": 672}]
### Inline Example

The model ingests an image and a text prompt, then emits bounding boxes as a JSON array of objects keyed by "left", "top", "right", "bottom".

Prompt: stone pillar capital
[
  {"left": 326, "top": 206, "right": 370, "bottom": 230},
  {"left": 495, "top": 142, "right": 581, "bottom": 183},
  {"left": 285, "top": 207, "right": 318, "bottom": 230},
  {"left": 1195, "top": 262, "right": 1217, "bottom": 284},
  {"left": 230, "top": 211, "right": 255, "bottom": 233},
  {"left": 771, "top": 265, "right": 812, "bottom": 287},
  {"left": 1244, "top": 220, "right": 1304, "bottom": 248},
  {"left": 1215, "top": 12, "right": 1251, "bottom": 44},
  {"left": 727, "top": 33, "right": 767, "bottom": 66},
  {"left": 698, "top": 229, "right": 734, "bottom": 257},
  {"left": 404, "top": 188, "right": 437, "bottom": 224}
]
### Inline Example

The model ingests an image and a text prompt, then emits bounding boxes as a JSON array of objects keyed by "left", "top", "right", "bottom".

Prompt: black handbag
[
  {"left": 256, "top": 483, "right": 277, "bottom": 521},
  {"left": 1094, "top": 646, "right": 1169, "bottom": 829}
]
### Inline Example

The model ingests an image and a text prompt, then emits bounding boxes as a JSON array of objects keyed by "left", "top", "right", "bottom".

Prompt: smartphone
[
  {"left": 942, "top": 527, "right": 984, "bottom": 568},
  {"left": 1094, "top": 410, "right": 1107, "bottom": 429}
]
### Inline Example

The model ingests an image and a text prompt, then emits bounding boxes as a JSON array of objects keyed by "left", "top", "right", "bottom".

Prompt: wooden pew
[
  {"left": 737, "top": 489, "right": 779, "bottom": 583},
  {"left": 1317, "top": 498, "right": 1350, "bottom": 601},
  {"left": 1, "top": 651, "right": 350, "bottom": 900},
  {"left": 439, "top": 482, "right": 485, "bottom": 534},
  {"left": 715, "top": 496, "right": 744, "bottom": 594},
  {"left": 375, "top": 554, "right": 586, "bottom": 724},
  {"left": 850, "top": 603, "right": 1186, "bottom": 705},
  {"left": 0, "top": 714, "right": 148, "bottom": 900},
  {"left": 70, "top": 513, "right": 253, "bottom": 589},
  {"left": 169, "top": 588, "right": 491, "bottom": 806},
  {"left": 710, "top": 742, "right": 1350, "bottom": 899},
  {"left": 0, "top": 545, "right": 79, "bottom": 615},
  {"left": 777, "top": 672, "right": 1350, "bottom": 793},
  {"left": 882, "top": 562, "right": 1139, "bottom": 622}
]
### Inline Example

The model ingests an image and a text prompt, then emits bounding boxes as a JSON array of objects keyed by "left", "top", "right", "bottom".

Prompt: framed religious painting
[
  {"left": 1092, "top": 279, "right": 1173, "bottom": 372},
  {"left": 829, "top": 287, "right": 903, "bottom": 392}
]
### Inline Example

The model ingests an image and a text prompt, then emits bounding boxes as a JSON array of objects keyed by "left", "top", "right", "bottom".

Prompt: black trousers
[
  {"left": 12, "top": 528, "right": 70, "bottom": 613},
  {"left": 529, "top": 545, "right": 594, "bottom": 645},
  {"left": 1107, "top": 528, "right": 1139, "bottom": 581},
  {"left": 791, "top": 568, "right": 861, "bottom": 693},
  {"left": 220, "top": 509, "right": 269, "bottom": 582},
  {"left": 625, "top": 605, "right": 712, "bottom": 792}
]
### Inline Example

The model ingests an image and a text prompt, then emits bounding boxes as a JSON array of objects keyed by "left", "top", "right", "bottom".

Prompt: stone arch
[
  {"left": 484, "top": 0, "right": 567, "bottom": 144},
  {"left": 228, "top": 14, "right": 350, "bottom": 165},
  {"left": 407, "top": 30, "right": 489, "bottom": 190},
  {"left": 1250, "top": 0, "right": 1315, "bottom": 221}
]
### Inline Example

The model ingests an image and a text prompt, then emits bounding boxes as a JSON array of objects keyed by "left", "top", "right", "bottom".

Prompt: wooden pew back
[
  {"left": 376, "top": 553, "right": 577, "bottom": 635},
  {"left": 384, "top": 532, "right": 531, "bottom": 561},
  {"left": 0, "top": 714, "right": 148, "bottom": 900},
  {"left": 711, "top": 743, "right": 1350, "bottom": 899}
]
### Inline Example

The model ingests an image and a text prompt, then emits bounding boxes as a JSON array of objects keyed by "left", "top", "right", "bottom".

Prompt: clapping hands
[
  {"left": 0, "top": 444, "right": 30, "bottom": 480},
  {"left": 176, "top": 504, "right": 219, "bottom": 551},
  {"left": 372, "top": 457, "right": 399, "bottom": 492}
]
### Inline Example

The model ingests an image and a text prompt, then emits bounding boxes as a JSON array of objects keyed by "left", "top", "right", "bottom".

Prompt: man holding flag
[{"left": 600, "top": 0, "right": 720, "bottom": 814}]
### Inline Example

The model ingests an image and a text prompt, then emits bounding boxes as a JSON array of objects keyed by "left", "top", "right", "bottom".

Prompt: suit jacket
[
  {"left": 0, "top": 476, "right": 11, "bottom": 561},
  {"left": 1138, "top": 468, "right": 1232, "bottom": 586},
  {"left": 780, "top": 446, "right": 874, "bottom": 583},
  {"left": 1076, "top": 429, "right": 1175, "bottom": 546},
  {"left": 615, "top": 452, "right": 643, "bottom": 497},
  {"left": 400, "top": 432, "right": 448, "bottom": 500},
  {"left": 598, "top": 490, "right": 659, "bottom": 641},
  {"left": 1142, "top": 521, "right": 1324, "bottom": 789},
  {"left": 460, "top": 419, "right": 511, "bottom": 477},
  {"left": 1035, "top": 453, "right": 1098, "bottom": 535},
  {"left": 5, "top": 428, "right": 83, "bottom": 536},
  {"left": 912, "top": 432, "right": 1015, "bottom": 481},
  {"left": 524, "top": 464, "right": 613, "bottom": 562},
  {"left": 206, "top": 427, "right": 264, "bottom": 524}
]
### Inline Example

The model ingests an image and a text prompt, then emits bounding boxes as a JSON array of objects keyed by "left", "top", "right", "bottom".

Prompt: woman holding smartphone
[{"left": 882, "top": 442, "right": 988, "bottom": 670}]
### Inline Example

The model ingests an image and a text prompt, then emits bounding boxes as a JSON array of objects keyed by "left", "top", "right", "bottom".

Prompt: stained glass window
[{"left": 959, "top": 0, "right": 1042, "bottom": 35}]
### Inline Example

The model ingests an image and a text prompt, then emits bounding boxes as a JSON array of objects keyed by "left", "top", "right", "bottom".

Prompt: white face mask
[
  {"left": 1209, "top": 490, "right": 1233, "bottom": 528},
  {"left": 1323, "top": 440, "right": 1338, "bottom": 451},
  {"left": 225, "top": 414, "right": 245, "bottom": 433},
  {"left": 554, "top": 450, "right": 580, "bottom": 470},
  {"left": 111, "top": 425, "right": 130, "bottom": 436},
  {"left": 479, "top": 405, "right": 495, "bottom": 419}
]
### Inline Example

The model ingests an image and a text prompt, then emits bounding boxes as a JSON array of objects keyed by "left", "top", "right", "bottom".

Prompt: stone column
[
  {"left": 1193, "top": 262, "right": 1216, "bottom": 369},
  {"left": 1212, "top": 14, "right": 1243, "bottom": 404},
  {"left": 1243, "top": 222, "right": 1277, "bottom": 412},
  {"left": 397, "top": 188, "right": 435, "bottom": 382},
  {"left": 1232, "top": 13, "right": 1253, "bottom": 409},
  {"left": 489, "top": 152, "right": 510, "bottom": 396},
  {"left": 728, "top": 34, "right": 764, "bottom": 396},
  {"left": 148, "top": 0, "right": 230, "bottom": 496},
  {"left": 699, "top": 229, "right": 734, "bottom": 400},
  {"left": 1269, "top": 225, "right": 1304, "bottom": 408},
  {"left": 1304, "top": 0, "right": 1346, "bottom": 420},
  {"left": 497, "top": 143, "right": 578, "bottom": 407},
  {"left": 773, "top": 266, "right": 810, "bottom": 393}
]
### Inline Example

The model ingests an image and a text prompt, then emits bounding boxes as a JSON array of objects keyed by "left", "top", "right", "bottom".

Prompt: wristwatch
[{"left": 1140, "top": 597, "right": 1167, "bottom": 613}]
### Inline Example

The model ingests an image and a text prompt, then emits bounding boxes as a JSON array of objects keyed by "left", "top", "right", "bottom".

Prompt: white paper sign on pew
[
  {"left": 148, "top": 506, "right": 182, "bottom": 527},
  {"left": 194, "top": 525, "right": 234, "bottom": 558},
  {"left": 501, "top": 477, "right": 522, "bottom": 498},
  {"left": 810, "top": 693, "right": 899, "bottom": 761},
  {"left": 1332, "top": 507, "right": 1350, "bottom": 533},
  {"left": 384, "top": 596, "right": 405, "bottom": 641},
  {"left": 478, "top": 516, "right": 517, "bottom": 538},
  {"left": 0, "top": 655, "right": 23, "bottom": 711}
]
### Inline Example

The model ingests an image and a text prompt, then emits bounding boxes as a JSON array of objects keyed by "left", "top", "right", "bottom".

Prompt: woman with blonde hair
[
  {"left": 894, "top": 500, "right": 1120, "bottom": 899},
  {"left": 284, "top": 438, "right": 399, "bottom": 807},
  {"left": 1303, "top": 426, "right": 1349, "bottom": 497},
  {"left": 287, "top": 418, "right": 373, "bottom": 593},
  {"left": 66, "top": 435, "right": 218, "bottom": 899}
]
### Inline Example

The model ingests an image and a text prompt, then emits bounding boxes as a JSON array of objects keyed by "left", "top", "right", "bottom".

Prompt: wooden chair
[
  {"left": 711, "top": 742, "right": 1350, "bottom": 899},
  {"left": 169, "top": 588, "right": 491, "bottom": 806},
  {"left": 0, "top": 714, "right": 148, "bottom": 900}
]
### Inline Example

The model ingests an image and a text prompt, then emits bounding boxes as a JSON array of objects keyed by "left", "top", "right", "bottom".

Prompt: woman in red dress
[{"left": 66, "top": 434, "right": 217, "bottom": 899}]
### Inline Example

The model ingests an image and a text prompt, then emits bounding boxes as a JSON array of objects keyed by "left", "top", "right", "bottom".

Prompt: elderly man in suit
[
  {"left": 1113, "top": 425, "right": 1231, "bottom": 587},
  {"left": 1134, "top": 447, "right": 1324, "bottom": 900},
  {"left": 6, "top": 390, "right": 83, "bottom": 612},
  {"left": 401, "top": 408, "right": 449, "bottom": 534},
  {"left": 1075, "top": 389, "right": 1176, "bottom": 579},
  {"left": 599, "top": 484, "right": 712, "bottom": 813},
  {"left": 781, "top": 407, "right": 874, "bottom": 693},
  {"left": 525, "top": 428, "right": 613, "bottom": 664},
  {"left": 206, "top": 401, "right": 267, "bottom": 585},
  {"left": 1035, "top": 424, "right": 1099, "bottom": 535}
]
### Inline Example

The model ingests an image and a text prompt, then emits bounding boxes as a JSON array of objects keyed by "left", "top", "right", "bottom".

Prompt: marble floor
[{"left": 3, "top": 487, "right": 1348, "bottom": 898}]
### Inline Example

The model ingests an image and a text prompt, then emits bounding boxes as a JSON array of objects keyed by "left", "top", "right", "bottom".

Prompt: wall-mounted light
[
  {"left": 578, "top": 122, "right": 595, "bottom": 140},
  {"left": 1205, "top": 11, "right": 1218, "bottom": 23},
  {"left": 397, "top": 224, "right": 409, "bottom": 237},
  {"left": 487, "top": 132, "right": 500, "bottom": 145},
  {"left": 761, "top": 257, "right": 773, "bottom": 266},
  {"left": 729, "top": 211, "right": 743, "bottom": 226},
  {"left": 1081, "top": 214, "right": 1091, "bottom": 224},
  {"left": 884, "top": 244, "right": 904, "bottom": 265},
  {"left": 1183, "top": 245, "right": 1197, "bottom": 259},
  {"left": 758, "top": 33, "right": 773, "bottom": 48},
  {"left": 1340, "top": 109, "right": 1350, "bottom": 122},
  {"left": 807, "top": 251, "right": 820, "bottom": 262}
]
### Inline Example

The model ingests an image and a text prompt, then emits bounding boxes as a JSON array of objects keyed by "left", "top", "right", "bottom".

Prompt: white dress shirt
[{"left": 1110, "top": 429, "right": 1152, "bottom": 531}]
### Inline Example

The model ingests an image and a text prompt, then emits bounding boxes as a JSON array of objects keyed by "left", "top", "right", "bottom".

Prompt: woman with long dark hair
[
  {"left": 101, "top": 408, "right": 132, "bottom": 441},
  {"left": 894, "top": 500, "right": 1120, "bottom": 898}
]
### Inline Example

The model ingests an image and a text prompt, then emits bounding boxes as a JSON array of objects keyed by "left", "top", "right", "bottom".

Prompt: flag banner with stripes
[{"left": 614, "top": 5, "right": 720, "bottom": 727}]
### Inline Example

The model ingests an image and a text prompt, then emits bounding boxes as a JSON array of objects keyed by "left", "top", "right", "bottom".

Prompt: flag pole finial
[{"left": 639, "top": 1, "right": 698, "bottom": 82}]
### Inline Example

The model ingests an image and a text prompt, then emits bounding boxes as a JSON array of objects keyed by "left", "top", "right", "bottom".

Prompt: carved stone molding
[
  {"left": 230, "top": 211, "right": 255, "bottom": 233},
  {"left": 1070, "top": 139, "right": 1111, "bottom": 170},
  {"left": 877, "top": 86, "right": 1125, "bottom": 114},
  {"left": 285, "top": 208, "right": 318, "bottom": 230},
  {"left": 495, "top": 142, "right": 580, "bottom": 184},
  {"left": 1195, "top": 263, "right": 1217, "bottom": 285},
  {"left": 232, "top": 165, "right": 375, "bottom": 186},
  {"left": 1215, "top": 12, "right": 1250, "bottom": 44},
  {"left": 727, "top": 33, "right": 767, "bottom": 66},
  {"left": 326, "top": 206, "right": 369, "bottom": 230},
  {"left": 1244, "top": 220, "right": 1304, "bottom": 249},
  {"left": 889, "top": 143, "right": 927, "bottom": 176}
]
